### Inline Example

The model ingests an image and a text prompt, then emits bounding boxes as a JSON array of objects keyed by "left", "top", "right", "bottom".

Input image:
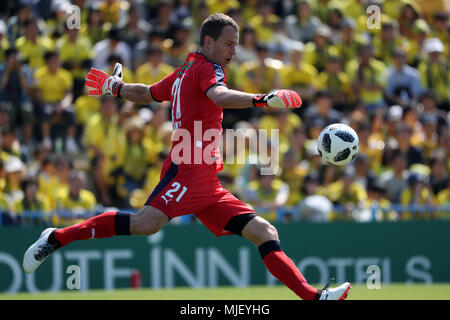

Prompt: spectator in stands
[
  {"left": 280, "top": 148, "right": 305, "bottom": 206},
  {"left": 436, "top": 179, "right": 450, "bottom": 219},
  {"left": 185, "top": 1, "right": 210, "bottom": 45},
  {"left": 56, "top": 26, "right": 93, "bottom": 99},
  {"left": 136, "top": 47, "right": 174, "bottom": 86},
  {"left": 417, "top": 91, "right": 448, "bottom": 135},
  {"left": 0, "top": 159, "right": 4, "bottom": 191},
  {"left": 121, "top": 4, "right": 152, "bottom": 56},
  {"left": 419, "top": 114, "right": 440, "bottom": 161},
  {"left": 165, "top": 22, "right": 195, "bottom": 67},
  {"left": 379, "top": 150, "right": 410, "bottom": 203},
  {"left": 15, "top": 18, "right": 54, "bottom": 70},
  {"left": 365, "top": 181, "right": 395, "bottom": 221},
  {"left": 0, "top": 127, "right": 22, "bottom": 163},
  {"left": 281, "top": 41, "right": 317, "bottom": 104},
  {"left": 0, "top": 48, "right": 34, "bottom": 148},
  {"left": 46, "top": 1, "right": 72, "bottom": 41},
  {"left": 74, "top": 86, "right": 101, "bottom": 140},
  {"left": 325, "top": 5, "right": 344, "bottom": 42},
  {"left": 400, "top": 172, "right": 435, "bottom": 219},
  {"left": 134, "top": 28, "right": 167, "bottom": 69},
  {"left": 300, "top": 137, "right": 322, "bottom": 179},
  {"left": 397, "top": 122, "right": 425, "bottom": 166},
  {"left": 327, "top": 167, "right": 368, "bottom": 220},
  {"left": 55, "top": 170, "right": 97, "bottom": 226},
  {"left": 206, "top": 0, "right": 240, "bottom": 17},
  {"left": 130, "top": 150, "right": 168, "bottom": 209},
  {"left": 54, "top": 155, "right": 72, "bottom": 193},
  {"left": 430, "top": 11, "right": 448, "bottom": 44},
  {"left": 346, "top": 44, "right": 386, "bottom": 112},
  {"left": 92, "top": 28, "right": 131, "bottom": 70},
  {"left": 6, "top": 3, "right": 34, "bottom": 44},
  {"left": 398, "top": 1, "right": 421, "bottom": 39},
  {"left": 385, "top": 47, "right": 423, "bottom": 107},
  {"left": 83, "top": 96, "right": 124, "bottom": 206},
  {"left": 357, "top": 121, "right": 383, "bottom": 173},
  {"left": 299, "top": 173, "right": 333, "bottom": 222},
  {"left": 248, "top": 0, "right": 280, "bottom": 44},
  {"left": 3, "top": 156, "right": 25, "bottom": 213},
  {"left": 353, "top": 153, "right": 377, "bottom": 191},
  {"left": 244, "top": 168, "right": 290, "bottom": 222},
  {"left": 259, "top": 108, "right": 302, "bottom": 155},
  {"left": 285, "top": 0, "right": 322, "bottom": 43},
  {"left": 98, "top": 0, "right": 128, "bottom": 25},
  {"left": 373, "top": 21, "right": 409, "bottom": 65},
  {"left": 418, "top": 38, "right": 449, "bottom": 111},
  {"left": 368, "top": 109, "right": 388, "bottom": 154},
  {"left": 173, "top": 0, "right": 192, "bottom": 22},
  {"left": 335, "top": 17, "right": 366, "bottom": 67},
  {"left": 407, "top": 19, "right": 431, "bottom": 68},
  {"left": 37, "top": 154, "right": 59, "bottom": 209},
  {"left": 115, "top": 116, "right": 153, "bottom": 207},
  {"left": 303, "top": 25, "right": 338, "bottom": 73},
  {"left": 143, "top": 102, "right": 171, "bottom": 157},
  {"left": 235, "top": 25, "right": 258, "bottom": 65},
  {"left": 149, "top": 0, "right": 177, "bottom": 40},
  {"left": 289, "top": 126, "right": 308, "bottom": 166},
  {"left": 241, "top": 42, "right": 282, "bottom": 94},
  {"left": 402, "top": 106, "right": 424, "bottom": 148},
  {"left": 444, "top": 133, "right": 450, "bottom": 174},
  {"left": 0, "top": 21, "right": 9, "bottom": 63},
  {"left": 80, "top": 4, "right": 109, "bottom": 45},
  {"left": 316, "top": 55, "right": 352, "bottom": 111},
  {"left": 302, "top": 90, "right": 342, "bottom": 127},
  {"left": 428, "top": 151, "right": 449, "bottom": 195},
  {"left": 13, "top": 177, "right": 50, "bottom": 225},
  {"left": 383, "top": 105, "right": 403, "bottom": 150},
  {"left": 34, "top": 51, "right": 78, "bottom": 153}
]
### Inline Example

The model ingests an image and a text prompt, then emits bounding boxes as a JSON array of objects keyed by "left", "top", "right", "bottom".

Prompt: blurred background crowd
[{"left": 0, "top": 0, "right": 449, "bottom": 227}]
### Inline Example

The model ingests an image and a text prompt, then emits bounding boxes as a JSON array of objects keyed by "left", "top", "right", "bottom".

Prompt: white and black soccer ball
[{"left": 317, "top": 123, "right": 359, "bottom": 166}]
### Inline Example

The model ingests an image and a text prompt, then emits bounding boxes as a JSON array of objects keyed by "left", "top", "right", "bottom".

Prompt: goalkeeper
[{"left": 23, "top": 13, "right": 350, "bottom": 300}]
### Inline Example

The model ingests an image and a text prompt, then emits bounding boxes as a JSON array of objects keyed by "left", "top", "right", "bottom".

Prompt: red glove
[
  {"left": 252, "top": 89, "right": 302, "bottom": 109},
  {"left": 85, "top": 63, "right": 123, "bottom": 97}
]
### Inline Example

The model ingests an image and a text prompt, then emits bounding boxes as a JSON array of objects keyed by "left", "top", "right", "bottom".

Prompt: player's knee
[
  {"left": 254, "top": 222, "right": 279, "bottom": 245},
  {"left": 139, "top": 219, "right": 160, "bottom": 235},
  {"left": 263, "top": 223, "right": 279, "bottom": 241},
  {"left": 131, "top": 206, "right": 168, "bottom": 235},
  {"left": 243, "top": 217, "right": 279, "bottom": 246}
]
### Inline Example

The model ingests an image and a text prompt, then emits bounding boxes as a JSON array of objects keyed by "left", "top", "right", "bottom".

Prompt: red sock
[
  {"left": 53, "top": 211, "right": 130, "bottom": 247},
  {"left": 260, "top": 241, "right": 319, "bottom": 300}
]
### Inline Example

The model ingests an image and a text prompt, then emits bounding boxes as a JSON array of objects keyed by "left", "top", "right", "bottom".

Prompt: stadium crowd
[{"left": 0, "top": 0, "right": 449, "bottom": 226}]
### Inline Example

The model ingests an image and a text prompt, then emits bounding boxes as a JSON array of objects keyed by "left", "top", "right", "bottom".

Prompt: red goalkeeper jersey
[{"left": 150, "top": 51, "right": 226, "bottom": 175}]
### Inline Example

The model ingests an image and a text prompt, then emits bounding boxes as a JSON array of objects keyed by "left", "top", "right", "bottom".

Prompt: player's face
[{"left": 211, "top": 25, "right": 239, "bottom": 67}]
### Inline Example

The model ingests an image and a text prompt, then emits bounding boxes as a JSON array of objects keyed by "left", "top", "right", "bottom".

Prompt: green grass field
[{"left": 1, "top": 284, "right": 449, "bottom": 300}]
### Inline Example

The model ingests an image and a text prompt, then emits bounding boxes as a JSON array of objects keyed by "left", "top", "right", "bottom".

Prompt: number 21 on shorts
[{"left": 161, "top": 182, "right": 188, "bottom": 205}]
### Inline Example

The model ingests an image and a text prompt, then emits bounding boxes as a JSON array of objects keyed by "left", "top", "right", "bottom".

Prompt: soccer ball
[{"left": 317, "top": 123, "right": 359, "bottom": 166}]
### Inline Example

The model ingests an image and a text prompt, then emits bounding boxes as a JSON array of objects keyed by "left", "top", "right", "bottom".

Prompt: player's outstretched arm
[
  {"left": 85, "top": 63, "right": 153, "bottom": 104},
  {"left": 207, "top": 85, "right": 302, "bottom": 109}
]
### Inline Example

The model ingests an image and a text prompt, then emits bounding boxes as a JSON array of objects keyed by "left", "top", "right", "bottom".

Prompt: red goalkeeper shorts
[{"left": 145, "top": 161, "right": 255, "bottom": 237}]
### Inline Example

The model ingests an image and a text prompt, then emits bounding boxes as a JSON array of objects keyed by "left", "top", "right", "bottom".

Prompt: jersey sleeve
[
  {"left": 149, "top": 69, "right": 177, "bottom": 102},
  {"left": 197, "top": 62, "right": 227, "bottom": 94}
]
